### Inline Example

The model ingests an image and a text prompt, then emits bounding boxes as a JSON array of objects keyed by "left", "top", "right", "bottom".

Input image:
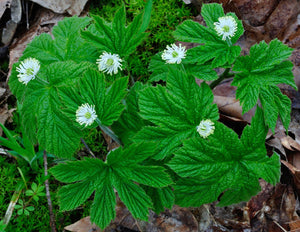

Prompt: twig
[
  {"left": 273, "top": 220, "right": 288, "bottom": 232},
  {"left": 43, "top": 150, "right": 57, "bottom": 232},
  {"left": 80, "top": 138, "right": 96, "bottom": 158}
]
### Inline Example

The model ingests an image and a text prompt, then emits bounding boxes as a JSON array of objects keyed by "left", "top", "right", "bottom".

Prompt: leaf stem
[
  {"left": 226, "top": 37, "right": 232, "bottom": 46},
  {"left": 209, "top": 68, "right": 233, "bottom": 89},
  {"left": 80, "top": 138, "right": 96, "bottom": 158},
  {"left": 95, "top": 118, "right": 123, "bottom": 146},
  {"left": 36, "top": 76, "right": 49, "bottom": 85}
]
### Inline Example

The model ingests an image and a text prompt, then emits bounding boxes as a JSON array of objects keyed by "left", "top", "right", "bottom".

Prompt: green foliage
[
  {"left": 173, "top": 3, "right": 243, "bottom": 68},
  {"left": 168, "top": 107, "right": 280, "bottom": 207},
  {"left": 8, "top": 18, "right": 128, "bottom": 158},
  {"left": 14, "top": 199, "right": 35, "bottom": 216},
  {"left": 25, "top": 182, "right": 46, "bottom": 202},
  {"left": 0, "top": 156, "right": 18, "bottom": 218},
  {"left": 59, "top": 69, "right": 128, "bottom": 127},
  {"left": 0, "top": 123, "right": 36, "bottom": 167},
  {"left": 50, "top": 143, "right": 172, "bottom": 229},
  {"left": 112, "top": 81, "right": 149, "bottom": 145},
  {"left": 232, "top": 39, "right": 296, "bottom": 131},
  {"left": 5, "top": 1, "right": 296, "bottom": 230},
  {"left": 149, "top": 52, "right": 218, "bottom": 82},
  {"left": 81, "top": 1, "right": 151, "bottom": 58},
  {"left": 90, "top": 0, "right": 195, "bottom": 80},
  {"left": 134, "top": 68, "right": 219, "bottom": 159}
]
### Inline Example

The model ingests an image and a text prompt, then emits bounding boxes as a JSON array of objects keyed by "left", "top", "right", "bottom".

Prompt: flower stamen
[
  {"left": 97, "top": 52, "right": 123, "bottom": 75},
  {"left": 76, "top": 103, "right": 97, "bottom": 127},
  {"left": 162, "top": 43, "right": 186, "bottom": 64},
  {"left": 196, "top": 119, "right": 215, "bottom": 138},
  {"left": 16, "top": 58, "right": 40, "bottom": 85},
  {"left": 214, "top": 15, "right": 237, "bottom": 41}
]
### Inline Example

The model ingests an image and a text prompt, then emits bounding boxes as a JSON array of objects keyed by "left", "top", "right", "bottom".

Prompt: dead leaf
[
  {"left": 281, "top": 136, "right": 300, "bottom": 151},
  {"left": 64, "top": 216, "right": 102, "bottom": 232},
  {"left": 247, "top": 182, "right": 298, "bottom": 232},
  {"left": 214, "top": 95, "right": 256, "bottom": 123},
  {"left": 0, "top": 104, "right": 15, "bottom": 136},
  {"left": 289, "top": 219, "right": 300, "bottom": 232}
]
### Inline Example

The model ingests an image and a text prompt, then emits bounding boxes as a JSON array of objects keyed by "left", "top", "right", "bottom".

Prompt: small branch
[
  {"left": 209, "top": 68, "right": 233, "bottom": 89},
  {"left": 96, "top": 118, "right": 123, "bottom": 146},
  {"left": 80, "top": 138, "right": 96, "bottom": 158},
  {"left": 43, "top": 151, "right": 57, "bottom": 232}
]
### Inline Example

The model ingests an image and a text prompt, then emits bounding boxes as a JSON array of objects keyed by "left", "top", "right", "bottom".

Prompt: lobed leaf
[
  {"left": 50, "top": 143, "right": 173, "bottom": 229},
  {"left": 173, "top": 3, "right": 243, "bottom": 67},
  {"left": 232, "top": 39, "right": 296, "bottom": 131},
  {"left": 135, "top": 68, "right": 219, "bottom": 159},
  {"left": 168, "top": 107, "right": 281, "bottom": 207},
  {"left": 81, "top": 3, "right": 150, "bottom": 58}
]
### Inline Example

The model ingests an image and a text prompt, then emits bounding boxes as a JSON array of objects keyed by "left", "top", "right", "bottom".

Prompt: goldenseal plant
[{"left": 6, "top": 1, "right": 296, "bottom": 230}]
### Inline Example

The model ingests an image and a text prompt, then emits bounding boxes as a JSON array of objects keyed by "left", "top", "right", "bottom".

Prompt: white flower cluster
[
  {"left": 214, "top": 16, "right": 237, "bottom": 41},
  {"left": 76, "top": 103, "right": 97, "bottom": 127},
  {"left": 162, "top": 43, "right": 186, "bottom": 64},
  {"left": 196, "top": 119, "right": 215, "bottom": 138},
  {"left": 16, "top": 58, "right": 40, "bottom": 85},
  {"left": 97, "top": 52, "right": 123, "bottom": 75}
]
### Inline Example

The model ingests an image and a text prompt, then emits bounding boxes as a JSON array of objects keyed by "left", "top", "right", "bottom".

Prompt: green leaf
[
  {"left": 173, "top": 3, "right": 243, "bottom": 67},
  {"left": 168, "top": 107, "right": 281, "bottom": 207},
  {"left": 143, "top": 186, "right": 174, "bottom": 214},
  {"left": 112, "top": 175, "right": 152, "bottom": 220},
  {"left": 18, "top": 62, "right": 91, "bottom": 158},
  {"left": 82, "top": 4, "right": 148, "bottom": 58},
  {"left": 201, "top": 3, "right": 225, "bottom": 29},
  {"left": 135, "top": 68, "right": 219, "bottom": 159},
  {"left": 232, "top": 39, "right": 296, "bottom": 131},
  {"left": 149, "top": 53, "right": 218, "bottom": 82},
  {"left": 58, "top": 181, "right": 95, "bottom": 211},
  {"left": 112, "top": 82, "right": 149, "bottom": 145},
  {"left": 50, "top": 143, "right": 172, "bottom": 229},
  {"left": 10, "top": 17, "right": 98, "bottom": 67},
  {"left": 91, "top": 175, "right": 116, "bottom": 229},
  {"left": 138, "top": 0, "right": 152, "bottom": 34},
  {"left": 59, "top": 68, "right": 128, "bottom": 128}
]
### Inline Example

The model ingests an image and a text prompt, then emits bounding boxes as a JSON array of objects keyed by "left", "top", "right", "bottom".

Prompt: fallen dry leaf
[
  {"left": 64, "top": 216, "right": 101, "bottom": 232},
  {"left": 0, "top": 104, "right": 15, "bottom": 136}
]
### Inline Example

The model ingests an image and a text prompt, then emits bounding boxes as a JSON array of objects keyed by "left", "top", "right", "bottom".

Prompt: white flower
[
  {"left": 214, "top": 16, "right": 237, "bottom": 41},
  {"left": 196, "top": 119, "right": 215, "bottom": 138},
  {"left": 161, "top": 43, "right": 186, "bottom": 64},
  {"left": 76, "top": 103, "right": 97, "bottom": 127},
  {"left": 16, "top": 58, "right": 40, "bottom": 85},
  {"left": 96, "top": 52, "right": 123, "bottom": 75}
]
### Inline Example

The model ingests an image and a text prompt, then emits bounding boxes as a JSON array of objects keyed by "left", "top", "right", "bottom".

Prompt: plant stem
[
  {"left": 95, "top": 118, "right": 123, "bottom": 146},
  {"left": 226, "top": 37, "right": 232, "bottom": 46},
  {"left": 209, "top": 68, "right": 233, "bottom": 89},
  {"left": 43, "top": 151, "right": 57, "bottom": 232},
  {"left": 80, "top": 138, "right": 96, "bottom": 158}
]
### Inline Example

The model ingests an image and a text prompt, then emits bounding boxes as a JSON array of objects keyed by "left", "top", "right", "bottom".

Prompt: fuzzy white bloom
[
  {"left": 214, "top": 16, "right": 237, "bottom": 41},
  {"left": 76, "top": 103, "right": 97, "bottom": 127},
  {"left": 96, "top": 52, "right": 123, "bottom": 75},
  {"left": 16, "top": 58, "right": 40, "bottom": 85},
  {"left": 196, "top": 119, "right": 215, "bottom": 138},
  {"left": 161, "top": 43, "right": 186, "bottom": 64}
]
